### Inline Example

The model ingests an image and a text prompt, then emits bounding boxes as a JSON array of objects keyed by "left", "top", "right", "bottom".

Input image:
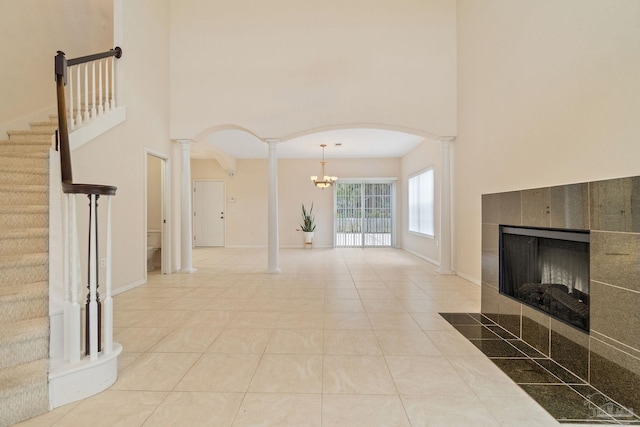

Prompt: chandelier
[{"left": 310, "top": 144, "right": 337, "bottom": 189}]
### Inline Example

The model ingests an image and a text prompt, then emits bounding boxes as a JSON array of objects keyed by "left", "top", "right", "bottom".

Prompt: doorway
[
  {"left": 193, "top": 180, "right": 225, "bottom": 247},
  {"left": 146, "top": 151, "right": 171, "bottom": 274},
  {"left": 334, "top": 180, "right": 396, "bottom": 248}
]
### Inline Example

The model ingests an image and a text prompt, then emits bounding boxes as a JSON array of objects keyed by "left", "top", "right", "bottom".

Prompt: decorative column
[
  {"left": 266, "top": 139, "right": 281, "bottom": 273},
  {"left": 178, "top": 140, "right": 196, "bottom": 273},
  {"left": 438, "top": 137, "right": 455, "bottom": 275}
]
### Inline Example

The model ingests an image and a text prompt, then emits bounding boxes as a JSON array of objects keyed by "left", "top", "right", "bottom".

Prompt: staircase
[{"left": 0, "top": 120, "right": 56, "bottom": 426}]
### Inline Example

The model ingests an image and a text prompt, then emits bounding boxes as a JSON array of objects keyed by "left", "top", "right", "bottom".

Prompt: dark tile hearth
[{"left": 441, "top": 312, "right": 640, "bottom": 425}]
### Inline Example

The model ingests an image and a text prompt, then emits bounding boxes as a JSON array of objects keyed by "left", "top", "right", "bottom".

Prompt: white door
[{"left": 193, "top": 180, "right": 225, "bottom": 246}]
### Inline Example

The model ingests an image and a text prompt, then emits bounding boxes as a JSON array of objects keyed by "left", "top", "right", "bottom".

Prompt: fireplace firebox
[{"left": 499, "top": 226, "right": 590, "bottom": 332}]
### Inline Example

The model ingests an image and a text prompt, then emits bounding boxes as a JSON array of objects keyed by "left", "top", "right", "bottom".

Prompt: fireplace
[{"left": 499, "top": 226, "right": 590, "bottom": 332}]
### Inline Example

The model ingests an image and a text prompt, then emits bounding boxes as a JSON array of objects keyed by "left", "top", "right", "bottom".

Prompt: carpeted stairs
[{"left": 0, "top": 119, "right": 55, "bottom": 427}]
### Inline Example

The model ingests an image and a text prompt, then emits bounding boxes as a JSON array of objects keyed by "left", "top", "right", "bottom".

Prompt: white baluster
[
  {"left": 63, "top": 194, "right": 70, "bottom": 361},
  {"left": 75, "top": 65, "right": 82, "bottom": 126},
  {"left": 104, "top": 196, "right": 113, "bottom": 354},
  {"left": 88, "top": 194, "right": 99, "bottom": 360},
  {"left": 91, "top": 61, "right": 97, "bottom": 119},
  {"left": 110, "top": 56, "right": 116, "bottom": 109},
  {"left": 104, "top": 59, "right": 110, "bottom": 113},
  {"left": 83, "top": 63, "right": 90, "bottom": 122},
  {"left": 69, "top": 194, "right": 81, "bottom": 363},
  {"left": 98, "top": 59, "right": 104, "bottom": 115},
  {"left": 68, "top": 67, "right": 75, "bottom": 130}
]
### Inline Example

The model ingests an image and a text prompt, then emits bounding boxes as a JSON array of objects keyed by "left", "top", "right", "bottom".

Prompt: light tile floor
[{"left": 17, "top": 247, "right": 581, "bottom": 426}]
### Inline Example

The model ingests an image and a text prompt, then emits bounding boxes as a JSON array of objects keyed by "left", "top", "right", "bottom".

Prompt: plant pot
[{"left": 303, "top": 232, "right": 314, "bottom": 243}]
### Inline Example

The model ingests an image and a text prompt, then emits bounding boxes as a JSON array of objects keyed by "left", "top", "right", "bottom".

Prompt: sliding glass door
[{"left": 335, "top": 181, "right": 395, "bottom": 248}]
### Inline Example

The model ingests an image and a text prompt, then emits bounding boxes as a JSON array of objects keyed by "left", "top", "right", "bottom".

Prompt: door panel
[{"left": 194, "top": 181, "right": 225, "bottom": 246}]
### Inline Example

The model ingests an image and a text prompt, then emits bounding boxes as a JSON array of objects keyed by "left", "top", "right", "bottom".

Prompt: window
[{"left": 408, "top": 168, "right": 434, "bottom": 236}]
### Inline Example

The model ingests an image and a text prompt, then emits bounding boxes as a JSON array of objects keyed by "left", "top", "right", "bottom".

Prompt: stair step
[
  {"left": 0, "top": 281, "right": 48, "bottom": 324},
  {"left": 7, "top": 130, "right": 55, "bottom": 142},
  {"left": 0, "top": 359, "right": 49, "bottom": 426},
  {"left": 0, "top": 155, "right": 48, "bottom": 170},
  {"left": 0, "top": 253, "right": 48, "bottom": 287},
  {"left": 0, "top": 140, "right": 51, "bottom": 152},
  {"left": 0, "top": 151, "right": 50, "bottom": 160},
  {"left": 0, "top": 206, "right": 48, "bottom": 229},
  {"left": 0, "top": 167, "right": 48, "bottom": 186},
  {"left": 29, "top": 121, "right": 58, "bottom": 132},
  {"left": 0, "top": 185, "right": 48, "bottom": 206},
  {"left": 0, "top": 229, "right": 48, "bottom": 257},
  {"left": 0, "top": 317, "right": 49, "bottom": 370}
]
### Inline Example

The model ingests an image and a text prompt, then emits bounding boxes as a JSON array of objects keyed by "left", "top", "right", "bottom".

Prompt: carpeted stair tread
[
  {"left": 0, "top": 184, "right": 48, "bottom": 206},
  {"left": 0, "top": 317, "right": 49, "bottom": 370},
  {"left": 0, "top": 229, "right": 48, "bottom": 256},
  {"left": 0, "top": 253, "right": 48, "bottom": 287},
  {"left": 0, "top": 281, "right": 48, "bottom": 324},
  {"left": 0, "top": 359, "right": 49, "bottom": 427},
  {"left": 0, "top": 166, "right": 48, "bottom": 186},
  {"left": 0, "top": 139, "right": 52, "bottom": 145},
  {"left": 0, "top": 359, "right": 48, "bottom": 398},
  {"left": 0, "top": 150, "right": 50, "bottom": 159},
  {"left": 0, "top": 206, "right": 48, "bottom": 229},
  {"left": 0, "top": 317, "right": 49, "bottom": 347},
  {"left": 0, "top": 120, "right": 52, "bottom": 426},
  {"left": 0, "top": 253, "right": 48, "bottom": 268},
  {"left": 29, "top": 121, "right": 58, "bottom": 130},
  {"left": 0, "top": 155, "right": 48, "bottom": 168},
  {"left": 0, "top": 165, "right": 48, "bottom": 175}
]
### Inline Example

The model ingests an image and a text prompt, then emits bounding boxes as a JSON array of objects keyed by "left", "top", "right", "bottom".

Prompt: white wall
[
  {"left": 192, "top": 157, "right": 401, "bottom": 248},
  {"left": 168, "top": 0, "right": 457, "bottom": 140},
  {"left": 0, "top": 0, "right": 113, "bottom": 129},
  {"left": 454, "top": 0, "right": 640, "bottom": 283},
  {"left": 72, "top": 0, "right": 172, "bottom": 291}
]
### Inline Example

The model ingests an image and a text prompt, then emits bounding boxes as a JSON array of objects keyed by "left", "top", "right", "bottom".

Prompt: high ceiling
[{"left": 190, "top": 128, "right": 427, "bottom": 160}]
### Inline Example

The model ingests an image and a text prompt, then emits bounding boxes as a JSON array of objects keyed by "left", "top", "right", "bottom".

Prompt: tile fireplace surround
[{"left": 482, "top": 176, "right": 640, "bottom": 419}]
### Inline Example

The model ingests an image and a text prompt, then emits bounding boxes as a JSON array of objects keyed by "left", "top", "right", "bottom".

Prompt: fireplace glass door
[{"left": 499, "top": 226, "right": 590, "bottom": 332}]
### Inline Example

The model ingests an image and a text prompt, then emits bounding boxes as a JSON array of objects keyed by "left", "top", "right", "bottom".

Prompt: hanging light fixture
[{"left": 310, "top": 144, "right": 337, "bottom": 189}]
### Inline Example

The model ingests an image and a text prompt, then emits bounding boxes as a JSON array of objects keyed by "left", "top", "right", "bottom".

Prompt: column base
[
  {"left": 266, "top": 267, "right": 281, "bottom": 274},
  {"left": 178, "top": 267, "right": 197, "bottom": 274},
  {"left": 436, "top": 268, "right": 455, "bottom": 275}
]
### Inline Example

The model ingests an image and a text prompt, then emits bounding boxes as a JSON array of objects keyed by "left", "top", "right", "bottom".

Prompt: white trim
[
  {"left": 456, "top": 270, "right": 481, "bottom": 286},
  {"left": 112, "top": 278, "right": 146, "bottom": 296},
  {"left": 401, "top": 246, "right": 440, "bottom": 267},
  {"left": 145, "top": 149, "right": 172, "bottom": 277}
]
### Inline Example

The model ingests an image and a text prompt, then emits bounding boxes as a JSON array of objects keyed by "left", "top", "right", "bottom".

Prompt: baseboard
[
  {"left": 49, "top": 343, "right": 122, "bottom": 409},
  {"left": 112, "top": 278, "right": 146, "bottom": 296},
  {"left": 401, "top": 247, "right": 439, "bottom": 267},
  {"left": 456, "top": 270, "right": 481, "bottom": 286}
]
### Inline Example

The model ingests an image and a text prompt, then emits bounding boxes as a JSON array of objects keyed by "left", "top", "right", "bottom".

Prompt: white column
[
  {"left": 178, "top": 140, "right": 196, "bottom": 273},
  {"left": 438, "top": 137, "right": 455, "bottom": 275},
  {"left": 266, "top": 139, "right": 280, "bottom": 273}
]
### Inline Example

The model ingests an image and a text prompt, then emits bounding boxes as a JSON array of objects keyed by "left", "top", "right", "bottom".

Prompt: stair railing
[
  {"left": 54, "top": 48, "right": 121, "bottom": 363},
  {"left": 56, "top": 47, "right": 122, "bottom": 130}
]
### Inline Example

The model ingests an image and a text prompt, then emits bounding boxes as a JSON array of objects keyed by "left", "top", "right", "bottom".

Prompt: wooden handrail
[{"left": 54, "top": 49, "right": 120, "bottom": 196}]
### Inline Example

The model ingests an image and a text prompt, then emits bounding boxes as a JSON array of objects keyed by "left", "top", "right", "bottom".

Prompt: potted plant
[{"left": 299, "top": 203, "right": 316, "bottom": 244}]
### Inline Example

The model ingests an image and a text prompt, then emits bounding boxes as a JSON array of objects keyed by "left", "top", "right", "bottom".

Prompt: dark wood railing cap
[{"left": 62, "top": 182, "right": 117, "bottom": 196}]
